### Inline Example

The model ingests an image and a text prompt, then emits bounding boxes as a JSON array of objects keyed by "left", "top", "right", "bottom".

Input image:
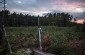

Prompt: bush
[{"left": 49, "top": 43, "right": 72, "bottom": 55}]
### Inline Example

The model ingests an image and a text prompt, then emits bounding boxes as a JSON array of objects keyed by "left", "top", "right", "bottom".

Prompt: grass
[
  {"left": 5, "top": 26, "right": 84, "bottom": 55},
  {"left": 5, "top": 26, "right": 84, "bottom": 41}
]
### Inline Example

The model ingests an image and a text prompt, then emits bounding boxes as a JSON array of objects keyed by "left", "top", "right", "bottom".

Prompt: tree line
[{"left": 0, "top": 10, "right": 77, "bottom": 27}]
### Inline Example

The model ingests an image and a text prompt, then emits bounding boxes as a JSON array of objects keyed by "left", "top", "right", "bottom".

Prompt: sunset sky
[
  {"left": 0, "top": 0, "right": 85, "bottom": 18},
  {"left": 76, "top": 19, "right": 85, "bottom": 24}
]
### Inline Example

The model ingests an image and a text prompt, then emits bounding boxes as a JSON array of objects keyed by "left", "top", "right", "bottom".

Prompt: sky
[{"left": 0, "top": 0, "right": 85, "bottom": 18}]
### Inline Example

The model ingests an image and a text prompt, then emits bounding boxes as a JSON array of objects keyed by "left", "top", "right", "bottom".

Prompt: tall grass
[{"left": 5, "top": 26, "right": 84, "bottom": 55}]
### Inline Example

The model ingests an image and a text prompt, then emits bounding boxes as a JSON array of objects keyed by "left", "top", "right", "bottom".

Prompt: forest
[{"left": 0, "top": 10, "right": 75, "bottom": 27}]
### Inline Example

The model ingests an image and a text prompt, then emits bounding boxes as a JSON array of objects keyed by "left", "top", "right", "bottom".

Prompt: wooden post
[{"left": 38, "top": 16, "right": 42, "bottom": 50}]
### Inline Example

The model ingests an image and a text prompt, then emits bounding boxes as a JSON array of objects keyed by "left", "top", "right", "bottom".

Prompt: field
[
  {"left": 6, "top": 26, "right": 83, "bottom": 41},
  {"left": 5, "top": 26, "right": 85, "bottom": 55}
]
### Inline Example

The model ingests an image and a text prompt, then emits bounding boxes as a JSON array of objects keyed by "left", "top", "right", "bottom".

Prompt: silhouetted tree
[{"left": 0, "top": 10, "right": 74, "bottom": 27}]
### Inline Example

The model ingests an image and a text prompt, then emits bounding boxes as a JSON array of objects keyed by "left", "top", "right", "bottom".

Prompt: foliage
[
  {"left": 16, "top": 49, "right": 23, "bottom": 55},
  {"left": 0, "top": 10, "right": 73, "bottom": 27},
  {"left": 75, "top": 23, "right": 85, "bottom": 32},
  {"left": 5, "top": 26, "right": 85, "bottom": 55}
]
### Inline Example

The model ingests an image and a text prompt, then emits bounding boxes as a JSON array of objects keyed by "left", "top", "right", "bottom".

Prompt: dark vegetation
[
  {"left": 0, "top": 10, "right": 85, "bottom": 55},
  {"left": 5, "top": 26, "right": 85, "bottom": 55},
  {"left": 0, "top": 10, "right": 73, "bottom": 26}
]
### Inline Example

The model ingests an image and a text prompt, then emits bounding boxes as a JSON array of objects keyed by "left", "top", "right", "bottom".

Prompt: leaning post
[{"left": 38, "top": 16, "right": 42, "bottom": 50}]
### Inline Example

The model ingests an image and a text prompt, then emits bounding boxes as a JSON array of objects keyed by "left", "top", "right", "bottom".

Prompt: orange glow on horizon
[
  {"left": 76, "top": 19, "right": 85, "bottom": 24},
  {"left": 73, "top": 19, "right": 85, "bottom": 24}
]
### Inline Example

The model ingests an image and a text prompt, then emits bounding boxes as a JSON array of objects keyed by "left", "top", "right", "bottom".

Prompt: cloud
[
  {"left": 2, "top": 0, "right": 84, "bottom": 18},
  {"left": 66, "top": 0, "right": 85, "bottom": 3}
]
